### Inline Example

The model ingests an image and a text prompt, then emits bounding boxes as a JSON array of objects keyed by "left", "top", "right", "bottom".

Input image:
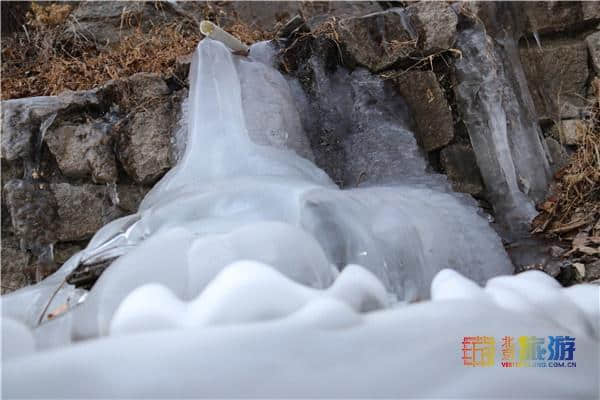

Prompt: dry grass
[
  {"left": 2, "top": 22, "right": 198, "bottom": 99},
  {"left": 1, "top": 2, "right": 271, "bottom": 100},
  {"left": 532, "top": 78, "right": 600, "bottom": 243}
]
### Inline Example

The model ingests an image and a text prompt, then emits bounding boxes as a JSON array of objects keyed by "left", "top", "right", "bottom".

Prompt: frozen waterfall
[{"left": 2, "top": 39, "right": 598, "bottom": 398}]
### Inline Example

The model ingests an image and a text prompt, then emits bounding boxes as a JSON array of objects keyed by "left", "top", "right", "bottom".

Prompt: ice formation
[
  {"left": 2, "top": 38, "right": 598, "bottom": 398},
  {"left": 454, "top": 27, "right": 552, "bottom": 236}
]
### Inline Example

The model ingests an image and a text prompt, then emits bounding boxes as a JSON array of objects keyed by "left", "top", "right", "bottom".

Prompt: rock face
[
  {"left": 50, "top": 183, "right": 123, "bottom": 242},
  {"left": 337, "top": 10, "right": 416, "bottom": 72},
  {"left": 336, "top": 2, "right": 457, "bottom": 72},
  {"left": 116, "top": 81, "right": 177, "bottom": 184},
  {"left": 405, "top": 1, "right": 457, "bottom": 52},
  {"left": 1, "top": 234, "right": 32, "bottom": 295},
  {"left": 1, "top": 92, "right": 99, "bottom": 162},
  {"left": 46, "top": 122, "right": 118, "bottom": 183},
  {"left": 111, "top": 73, "right": 179, "bottom": 184},
  {"left": 65, "top": 1, "right": 175, "bottom": 48},
  {"left": 4, "top": 180, "right": 58, "bottom": 249},
  {"left": 558, "top": 119, "right": 585, "bottom": 145},
  {"left": 521, "top": 1, "right": 600, "bottom": 35},
  {"left": 393, "top": 71, "right": 454, "bottom": 152},
  {"left": 1, "top": 71, "right": 183, "bottom": 290},
  {"left": 440, "top": 144, "right": 484, "bottom": 195},
  {"left": 520, "top": 39, "right": 590, "bottom": 120},
  {"left": 586, "top": 31, "right": 600, "bottom": 75},
  {"left": 545, "top": 137, "right": 570, "bottom": 174}
]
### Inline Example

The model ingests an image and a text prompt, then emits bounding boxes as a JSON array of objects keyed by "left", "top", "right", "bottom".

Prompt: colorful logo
[{"left": 462, "top": 336, "right": 576, "bottom": 368}]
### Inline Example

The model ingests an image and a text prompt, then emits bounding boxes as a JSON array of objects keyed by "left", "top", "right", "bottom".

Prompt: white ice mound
[
  {"left": 3, "top": 38, "right": 514, "bottom": 334},
  {"left": 1, "top": 318, "right": 36, "bottom": 361},
  {"left": 110, "top": 262, "right": 385, "bottom": 335},
  {"left": 3, "top": 269, "right": 599, "bottom": 398}
]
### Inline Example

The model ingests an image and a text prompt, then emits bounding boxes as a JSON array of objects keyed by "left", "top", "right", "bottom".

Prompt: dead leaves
[
  {"left": 532, "top": 93, "right": 600, "bottom": 283},
  {"left": 564, "top": 232, "right": 600, "bottom": 257}
]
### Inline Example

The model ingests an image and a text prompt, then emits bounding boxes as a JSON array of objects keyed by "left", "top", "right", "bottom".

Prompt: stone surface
[
  {"left": 521, "top": 2, "right": 600, "bottom": 35},
  {"left": 0, "top": 233, "right": 32, "bottom": 294},
  {"left": 1, "top": 91, "right": 98, "bottom": 162},
  {"left": 337, "top": 10, "right": 415, "bottom": 72},
  {"left": 65, "top": 1, "right": 175, "bottom": 48},
  {"left": 335, "top": 3, "right": 456, "bottom": 72},
  {"left": 54, "top": 243, "right": 84, "bottom": 265},
  {"left": 200, "top": 1, "right": 383, "bottom": 32},
  {"left": 582, "top": 2, "right": 600, "bottom": 22},
  {"left": 175, "top": 53, "right": 193, "bottom": 82},
  {"left": 558, "top": 119, "right": 585, "bottom": 145},
  {"left": 393, "top": 71, "right": 454, "bottom": 152},
  {"left": 405, "top": 1, "right": 457, "bottom": 52},
  {"left": 116, "top": 185, "right": 150, "bottom": 213},
  {"left": 50, "top": 183, "right": 122, "bottom": 242},
  {"left": 545, "top": 137, "right": 570, "bottom": 174},
  {"left": 586, "top": 31, "right": 600, "bottom": 75},
  {"left": 102, "top": 73, "right": 176, "bottom": 184},
  {"left": 520, "top": 39, "right": 589, "bottom": 120},
  {"left": 45, "top": 121, "right": 118, "bottom": 183},
  {"left": 4, "top": 180, "right": 57, "bottom": 248},
  {"left": 116, "top": 100, "right": 175, "bottom": 184},
  {"left": 440, "top": 144, "right": 484, "bottom": 195},
  {"left": 0, "top": 72, "right": 184, "bottom": 294}
]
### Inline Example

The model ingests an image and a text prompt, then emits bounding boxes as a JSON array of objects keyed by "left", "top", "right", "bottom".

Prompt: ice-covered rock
[
  {"left": 3, "top": 37, "right": 513, "bottom": 327},
  {"left": 6, "top": 37, "right": 577, "bottom": 398},
  {"left": 454, "top": 27, "right": 551, "bottom": 236}
]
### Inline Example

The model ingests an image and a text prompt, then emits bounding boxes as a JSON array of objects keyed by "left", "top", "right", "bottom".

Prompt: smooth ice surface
[
  {"left": 454, "top": 27, "right": 551, "bottom": 236},
  {"left": 291, "top": 55, "right": 431, "bottom": 187},
  {"left": 1, "top": 38, "right": 589, "bottom": 398}
]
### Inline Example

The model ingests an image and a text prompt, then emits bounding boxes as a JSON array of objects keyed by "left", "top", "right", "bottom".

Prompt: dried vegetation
[
  {"left": 1, "top": 1, "right": 270, "bottom": 100},
  {"left": 532, "top": 77, "right": 600, "bottom": 280}
]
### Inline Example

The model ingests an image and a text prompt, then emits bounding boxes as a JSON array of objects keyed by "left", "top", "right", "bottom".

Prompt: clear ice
[
  {"left": 454, "top": 27, "right": 552, "bottom": 237},
  {"left": 2, "top": 39, "right": 598, "bottom": 398}
]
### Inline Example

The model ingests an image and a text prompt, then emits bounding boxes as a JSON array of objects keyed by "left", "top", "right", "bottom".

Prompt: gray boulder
[
  {"left": 440, "top": 144, "right": 484, "bottom": 196},
  {"left": 50, "top": 183, "right": 123, "bottom": 242},
  {"left": 45, "top": 121, "right": 118, "bottom": 184},
  {"left": 405, "top": 1, "right": 457, "bottom": 52},
  {"left": 337, "top": 10, "right": 416, "bottom": 72},
  {"left": 393, "top": 71, "right": 454, "bottom": 152},
  {"left": 520, "top": 39, "right": 589, "bottom": 120},
  {"left": 586, "top": 31, "right": 600, "bottom": 75},
  {"left": 114, "top": 74, "right": 177, "bottom": 184},
  {"left": 1, "top": 91, "right": 99, "bottom": 162},
  {"left": 4, "top": 180, "right": 58, "bottom": 248}
]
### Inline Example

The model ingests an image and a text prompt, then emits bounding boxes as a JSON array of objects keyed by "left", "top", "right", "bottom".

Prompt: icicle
[{"left": 533, "top": 31, "right": 542, "bottom": 50}]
